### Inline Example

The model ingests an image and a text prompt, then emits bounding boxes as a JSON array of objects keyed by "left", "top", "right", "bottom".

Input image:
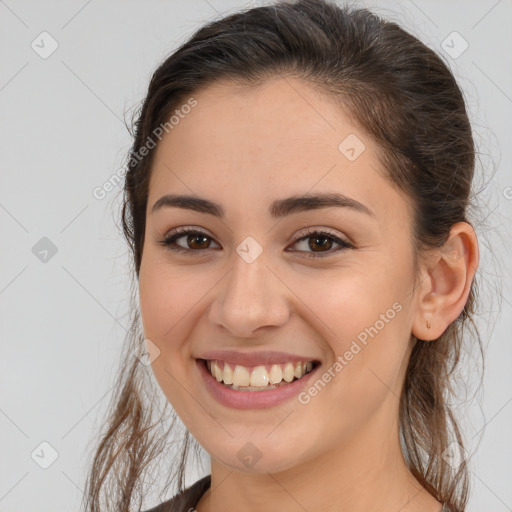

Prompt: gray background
[{"left": 0, "top": 1, "right": 511, "bottom": 511}]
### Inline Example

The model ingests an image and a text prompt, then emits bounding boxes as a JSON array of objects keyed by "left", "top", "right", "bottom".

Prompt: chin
[{"left": 206, "top": 440, "right": 308, "bottom": 475}]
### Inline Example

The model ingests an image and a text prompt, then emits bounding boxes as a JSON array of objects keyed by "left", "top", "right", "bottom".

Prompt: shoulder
[{"left": 143, "top": 474, "right": 211, "bottom": 512}]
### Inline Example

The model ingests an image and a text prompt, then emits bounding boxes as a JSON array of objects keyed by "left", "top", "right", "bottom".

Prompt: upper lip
[{"left": 196, "top": 350, "right": 320, "bottom": 367}]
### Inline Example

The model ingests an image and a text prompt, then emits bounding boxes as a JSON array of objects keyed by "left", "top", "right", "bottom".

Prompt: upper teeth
[{"left": 207, "top": 360, "right": 314, "bottom": 387}]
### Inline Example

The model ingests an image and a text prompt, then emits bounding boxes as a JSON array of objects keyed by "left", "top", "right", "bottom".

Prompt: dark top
[
  {"left": 143, "top": 474, "right": 211, "bottom": 512},
  {"left": 143, "top": 474, "right": 450, "bottom": 512}
]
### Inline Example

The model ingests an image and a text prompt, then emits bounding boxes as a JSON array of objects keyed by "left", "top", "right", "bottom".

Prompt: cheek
[
  {"left": 138, "top": 261, "right": 200, "bottom": 421},
  {"left": 307, "top": 265, "right": 405, "bottom": 341},
  {"left": 302, "top": 264, "right": 412, "bottom": 398},
  {"left": 138, "top": 259, "right": 199, "bottom": 341},
  {"left": 138, "top": 265, "right": 191, "bottom": 395}
]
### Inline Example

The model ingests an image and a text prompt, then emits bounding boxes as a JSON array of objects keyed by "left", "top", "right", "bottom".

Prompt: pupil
[
  {"left": 190, "top": 234, "right": 209, "bottom": 249},
  {"left": 311, "top": 236, "right": 331, "bottom": 251}
]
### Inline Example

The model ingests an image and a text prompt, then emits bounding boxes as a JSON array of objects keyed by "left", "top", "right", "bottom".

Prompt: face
[{"left": 138, "top": 76, "right": 420, "bottom": 474}]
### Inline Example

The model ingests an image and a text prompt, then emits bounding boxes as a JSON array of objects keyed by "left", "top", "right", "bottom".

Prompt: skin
[{"left": 138, "top": 76, "right": 479, "bottom": 512}]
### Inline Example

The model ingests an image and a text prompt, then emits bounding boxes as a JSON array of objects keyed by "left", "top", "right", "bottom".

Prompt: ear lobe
[{"left": 411, "top": 222, "right": 479, "bottom": 342}]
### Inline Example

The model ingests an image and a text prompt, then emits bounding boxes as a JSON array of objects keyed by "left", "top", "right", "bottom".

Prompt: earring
[{"left": 426, "top": 320, "right": 431, "bottom": 329}]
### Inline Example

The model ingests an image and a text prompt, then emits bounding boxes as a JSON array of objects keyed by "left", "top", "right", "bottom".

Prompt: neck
[{"left": 195, "top": 405, "right": 443, "bottom": 512}]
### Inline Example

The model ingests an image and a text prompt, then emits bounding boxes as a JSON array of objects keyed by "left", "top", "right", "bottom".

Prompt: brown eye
[
  {"left": 159, "top": 228, "right": 220, "bottom": 255},
  {"left": 184, "top": 233, "right": 211, "bottom": 250},
  {"left": 307, "top": 234, "right": 334, "bottom": 252},
  {"left": 289, "top": 230, "right": 353, "bottom": 258}
]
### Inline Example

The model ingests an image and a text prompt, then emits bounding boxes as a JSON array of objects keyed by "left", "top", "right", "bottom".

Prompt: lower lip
[{"left": 196, "top": 358, "right": 320, "bottom": 410}]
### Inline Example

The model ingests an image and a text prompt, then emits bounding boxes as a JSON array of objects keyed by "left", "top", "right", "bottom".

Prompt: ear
[{"left": 411, "top": 222, "right": 479, "bottom": 341}]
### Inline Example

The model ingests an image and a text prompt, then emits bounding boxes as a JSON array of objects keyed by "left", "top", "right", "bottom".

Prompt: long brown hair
[{"left": 83, "top": 1, "right": 488, "bottom": 510}]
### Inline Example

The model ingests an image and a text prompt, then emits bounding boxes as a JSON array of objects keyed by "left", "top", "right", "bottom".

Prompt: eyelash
[{"left": 158, "top": 226, "right": 353, "bottom": 259}]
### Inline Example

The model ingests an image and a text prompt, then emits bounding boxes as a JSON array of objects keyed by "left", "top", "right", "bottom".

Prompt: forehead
[
  {"left": 163, "top": 76, "right": 354, "bottom": 157},
  {"left": 148, "top": 76, "right": 410, "bottom": 223}
]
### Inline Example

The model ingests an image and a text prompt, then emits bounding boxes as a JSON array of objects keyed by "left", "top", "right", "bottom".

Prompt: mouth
[
  {"left": 199, "top": 358, "right": 320, "bottom": 391},
  {"left": 196, "top": 357, "right": 322, "bottom": 409}
]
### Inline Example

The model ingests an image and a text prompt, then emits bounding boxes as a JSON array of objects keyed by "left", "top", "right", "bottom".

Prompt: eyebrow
[{"left": 151, "top": 192, "right": 375, "bottom": 218}]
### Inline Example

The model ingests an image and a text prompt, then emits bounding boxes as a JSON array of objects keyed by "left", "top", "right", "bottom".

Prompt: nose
[{"left": 208, "top": 248, "right": 290, "bottom": 338}]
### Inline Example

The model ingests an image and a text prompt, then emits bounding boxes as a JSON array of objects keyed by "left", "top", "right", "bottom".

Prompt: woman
[{"left": 83, "top": 1, "right": 483, "bottom": 511}]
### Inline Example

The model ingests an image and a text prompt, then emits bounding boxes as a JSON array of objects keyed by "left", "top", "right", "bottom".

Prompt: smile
[
  {"left": 196, "top": 358, "right": 322, "bottom": 409},
  {"left": 205, "top": 359, "right": 315, "bottom": 390}
]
